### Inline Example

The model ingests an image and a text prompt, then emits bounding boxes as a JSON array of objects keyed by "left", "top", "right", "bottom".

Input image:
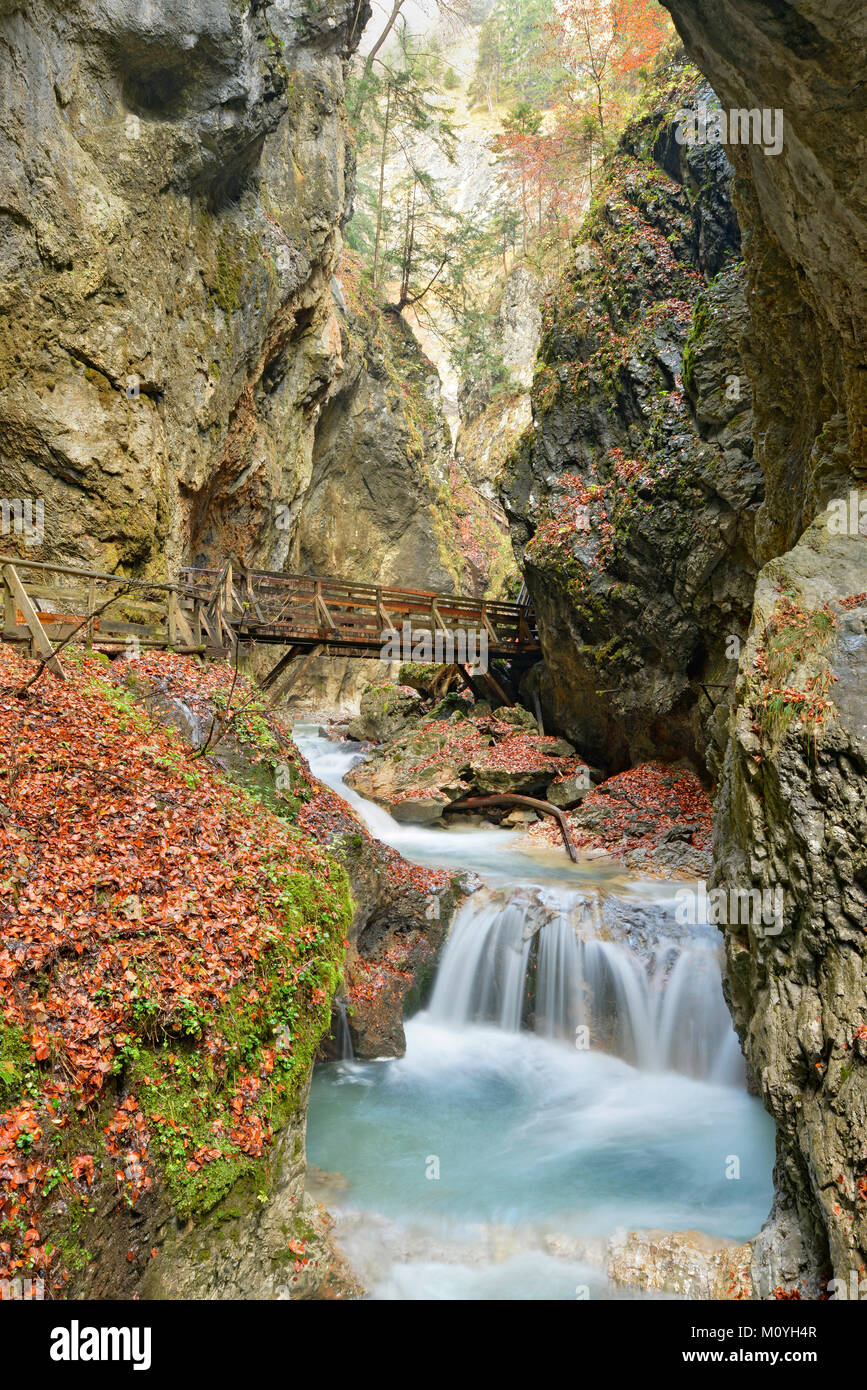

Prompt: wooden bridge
[{"left": 0, "top": 555, "right": 539, "bottom": 702}]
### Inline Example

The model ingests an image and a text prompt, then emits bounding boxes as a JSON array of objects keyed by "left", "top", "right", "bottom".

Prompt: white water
[
  {"left": 297, "top": 724, "right": 774, "bottom": 1299},
  {"left": 430, "top": 887, "right": 743, "bottom": 1083}
]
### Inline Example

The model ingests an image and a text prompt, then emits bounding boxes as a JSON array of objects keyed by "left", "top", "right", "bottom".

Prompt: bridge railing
[
  {"left": 179, "top": 564, "right": 538, "bottom": 651},
  {"left": 0, "top": 555, "right": 224, "bottom": 655},
  {"left": 0, "top": 554, "right": 538, "bottom": 667}
]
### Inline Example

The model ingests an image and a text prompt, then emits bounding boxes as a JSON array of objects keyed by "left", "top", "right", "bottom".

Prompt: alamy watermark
[
  {"left": 826, "top": 489, "right": 867, "bottom": 536},
  {"left": 675, "top": 103, "right": 784, "bottom": 157},
  {"left": 0, "top": 1275, "right": 45, "bottom": 1300},
  {"left": 380, "top": 621, "right": 488, "bottom": 674},
  {"left": 828, "top": 1271, "right": 867, "bottom": 1300},
  {"left": 1, "top": 497, "right": 43, "bottom": 546},
  {"left": 675, "top": 880, "right": 784, "bottom": 936},
  {"left": 50, "top": 1322, "right": 151, "bottom": 1371}
]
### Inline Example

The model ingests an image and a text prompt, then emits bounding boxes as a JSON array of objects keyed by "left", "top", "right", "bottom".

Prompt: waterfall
[
  {"left": 335, "top": 996, "right": 355, "bottom": 1062},
  {"left": 429, "top": 886, "right": 742, "bottom": 1084}
]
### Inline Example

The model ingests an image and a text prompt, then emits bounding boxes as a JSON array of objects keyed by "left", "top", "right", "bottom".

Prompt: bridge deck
[
  {"left": 1, "top": 556, "right": 539, "bottom": 689},
  {"left": 179, "top": 565, "right": 538, "bottom": 658}
]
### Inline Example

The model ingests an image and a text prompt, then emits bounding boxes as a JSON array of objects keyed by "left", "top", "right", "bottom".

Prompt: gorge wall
[
  {"left": 501, "top": 9, "right": 866, "bottom": 1296},
  {"left": 501, "top": 58, "right": 761, "bottom": 778},
  {"left": 0, "top": 0, "right": 494, "bottom": 715},
  {"left": 0, "top": 0, "right": 373, "bottom": 575},
  {"left": 660, "top": 0, "right": 867, "bottom": 1298}
]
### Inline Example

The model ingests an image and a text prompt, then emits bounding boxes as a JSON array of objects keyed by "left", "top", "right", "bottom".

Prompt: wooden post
[
  {"left": 376, "top": 587, "right": 397, "bottom": 636},
  {"left": 2, "top": 569, "right": 18, "bottom": 638},
  {"left": 167, "top": 588, "right": 178, "bottom": 647},
  {"left": 314, "top": 581, "right": 337, "bottom": 632},
  {"left": 2, "top": 564, "right": 66, "bottom": 679},
  {"left": 480, "top": 601, "right": 500, "bottom": 644},
  {"left": 85, "top": 578, "right": 96, "bottom": 647},
  {"left": 431, "top": 598, "right": 449, "bottom": 633},
  {"left": 169, "top": 589, "right": 195, "bottom": 648}
]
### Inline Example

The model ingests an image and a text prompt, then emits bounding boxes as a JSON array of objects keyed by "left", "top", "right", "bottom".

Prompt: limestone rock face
[
  {"left": 659, "top": 0, "right": 867, "bottom": 1298},
  {"left": 0, "top": 0, "right": 369, "bottom": 574},
  {"left": 502, "top": 60, "right": 760, "bottom": 775},
  {"left": 660, "top": 0, "right": 867, "bottom": 560},
  {"left": 296, "top": 300, "right": 457, "bottom": 594},
  {"left": 713, "top": 519, "right": 867, "bottom": 1295}
]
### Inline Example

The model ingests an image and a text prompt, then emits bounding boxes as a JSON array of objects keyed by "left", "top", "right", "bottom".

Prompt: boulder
[
  {"left": 346, "top": 681, "right": 423, "bottom": 743},
  {"left": 546, "top": 770, "right": 592, "bottom": 809},
  {"left": 494, "top": 705, "right": 540, "bottom": 732},
  {"left": 345, "top": 716, "right": 577, "bottom": 819}
]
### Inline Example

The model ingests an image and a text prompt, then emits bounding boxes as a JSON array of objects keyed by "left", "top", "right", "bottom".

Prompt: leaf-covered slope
[{"left": 0, "top": 646, "right": 350, "bottom": 1296}]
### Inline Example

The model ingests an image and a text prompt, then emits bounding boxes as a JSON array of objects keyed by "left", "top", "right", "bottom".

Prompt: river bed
[{"left": 295, "top": 724, "right": 775, "bottom": 1300}]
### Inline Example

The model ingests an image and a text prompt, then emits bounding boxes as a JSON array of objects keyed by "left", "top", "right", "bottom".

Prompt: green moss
[
  {"left": 0, "top": 1023, "right": 35, "bottom": 1108},
  {"left": 682, "top": 293, "right": 710, "bottom": 397},
  {"left": 83, "top": 365, "right": 115, "bottom": 396},
  {"left": 128, "top": 855, "right": 350, "bottom": 1222},
  {"left": 213, "top": 228, "right": 256, "bottom": 315},
  {"left": 753, "top": 593, "right": 838, "bottom": 748}
]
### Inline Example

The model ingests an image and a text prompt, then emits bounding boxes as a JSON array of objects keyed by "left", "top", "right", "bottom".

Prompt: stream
[{"left": 296, "top": 725, "right": 775, "bottom": 1300}]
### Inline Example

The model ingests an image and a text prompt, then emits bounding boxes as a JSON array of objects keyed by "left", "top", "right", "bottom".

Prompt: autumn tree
[
  {"left": 548, "top": 0, "right": 672, "bottom": 181},
  {"left": 492, "top": 103, "right": 544, "bottom": 253}
]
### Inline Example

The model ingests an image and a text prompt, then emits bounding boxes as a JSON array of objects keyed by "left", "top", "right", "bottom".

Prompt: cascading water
[
  {"left": 295, "top": 725, "right": 775, "bottom": 1300},
  {"left": 334, "top": 996, "right": 355, "bottom": 1062},
  {"left": 429, "top": 887, "right": 743, "bottom": 1083}
]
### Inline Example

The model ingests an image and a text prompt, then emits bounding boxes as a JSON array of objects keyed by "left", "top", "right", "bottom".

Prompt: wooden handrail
[
  {"left": 2, "top": 554, "right": 540, "bottom": 672},
  {"left": 179, "top": 563, "right": 534, "bottom": 618},
  {"left": 0, "top": 554, "right": 198, "bottom": 597}
]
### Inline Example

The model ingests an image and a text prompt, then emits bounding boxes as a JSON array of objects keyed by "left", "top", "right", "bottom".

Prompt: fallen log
[{"left": 445, "top": 793, "right": 580, "bottom": 863}]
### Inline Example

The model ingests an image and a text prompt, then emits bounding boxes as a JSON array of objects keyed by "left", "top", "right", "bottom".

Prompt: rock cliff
[
  {"left": 661, "top": 0, "right": 867, "bottom": 1297},
  {"left": 501, "top": 58, "right": 761, "bottom": 777},
  {"left": 0, "top": 0, "right": 373, "bottom": 575}
]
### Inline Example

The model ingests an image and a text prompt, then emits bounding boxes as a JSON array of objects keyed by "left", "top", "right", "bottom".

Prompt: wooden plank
[
  {"left": 169, "top": 590, "right": 195, "bottom": 647},
  {"left": 2, "top": 564, "right": 66, "bottom": 679}
]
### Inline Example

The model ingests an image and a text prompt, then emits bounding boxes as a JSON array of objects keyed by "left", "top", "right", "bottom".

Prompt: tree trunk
[
  {"left": 372, "top": 85, "right": 392, "bottom": 286},
  {"left": 446, "top": 794, "right": 580, "bottom": 862}
]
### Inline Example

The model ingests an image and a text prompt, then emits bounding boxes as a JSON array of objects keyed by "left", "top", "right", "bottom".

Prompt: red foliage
[
  {"left": 531, "top": 760, "right": 712, "bottom": 863},
  {"left": 0, "top": 645, "right": 342, "bottom": 1284}
]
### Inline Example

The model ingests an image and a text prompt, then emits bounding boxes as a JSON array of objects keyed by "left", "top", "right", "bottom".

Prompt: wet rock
[
  {"left": 345, "top": 722, "right": 475, "bottom": 818},
  {"left": 346, "top": 680, "right": 423, "bottom": 743},
  {"left": 546, "top": 771, "right": 592, "bottom": 810},
  {"left": 607, "top": 1228, "right": 753, "bottom": 1300},
  {"left": 713, "top": 517, "right": 867, "bottom": 1291},
  {"left": 494, "top": 705, "right": 540, "bottom": 733}
]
